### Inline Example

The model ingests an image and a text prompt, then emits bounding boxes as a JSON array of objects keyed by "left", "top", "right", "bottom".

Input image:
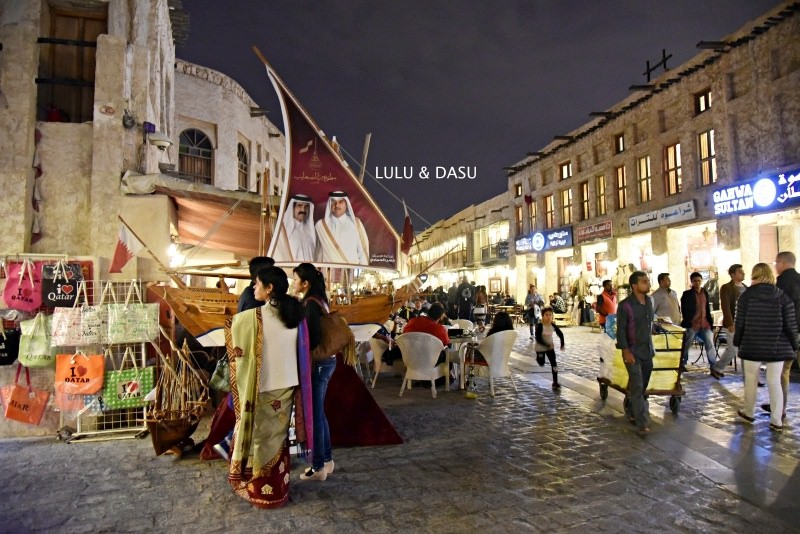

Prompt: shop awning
[{"left": 121, "top": 172, "right": 277, "bottom": 259}]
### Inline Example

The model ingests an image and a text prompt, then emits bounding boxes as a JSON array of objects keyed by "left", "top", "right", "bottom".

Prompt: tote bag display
[
  {"left": 53, "top": 383, "right": 87, "bottom": 413},
  {"left": 107, "top": 282, "right": 159, "bottom": 344},
  {"left": 0, "top": 327, "right": 21, "bottom": 366},
  {"left": 2, "top": 364, "right": 50, "bottom": 425},
  {"left": 2, "top": 259, "right": 43, "bottom": 313},
  {"left": 41, "top": 261, "right": 84, "bottom": 308},
  {"left": 101, "top": 348, "right": 154, "bottom": 410},
  {"left": 19, "top": 313, "right": 55, "bottom": 368},
  {"left": 55, "top": 351, "right": 105, "bottom": 395}
]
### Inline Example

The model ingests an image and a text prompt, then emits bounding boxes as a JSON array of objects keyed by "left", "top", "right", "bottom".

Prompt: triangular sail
[{"left": 256, "top": 49, "right": 400, "bottom": 270}]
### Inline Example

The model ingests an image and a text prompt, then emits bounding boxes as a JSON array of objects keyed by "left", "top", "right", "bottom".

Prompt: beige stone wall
[
  {"left": 506, "top": 2, "right": 800, "bottom": 292},
  {"left": 174, "top": 60, "right": 286, "bottom": 193}
]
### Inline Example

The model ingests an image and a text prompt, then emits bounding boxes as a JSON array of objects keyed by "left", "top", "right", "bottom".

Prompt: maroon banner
[
  {"left": 266, "top": 74, "right": 399, "bottom": 270},
  {"left": 575, "top": 220, "right": 613, "bottom": 244}
]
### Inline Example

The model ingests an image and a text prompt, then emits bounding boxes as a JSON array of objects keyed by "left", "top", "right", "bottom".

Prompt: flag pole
[{"left": 117, "top": 216, "right": 188, "bottom": 289}]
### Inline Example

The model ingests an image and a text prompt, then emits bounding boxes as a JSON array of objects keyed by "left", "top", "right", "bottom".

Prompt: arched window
[
  {"left": 237, "top": 143, "right": 249, "bottom": 190},
  {"left": 178, "top": 129, "right": 213, "bottom": 185}
]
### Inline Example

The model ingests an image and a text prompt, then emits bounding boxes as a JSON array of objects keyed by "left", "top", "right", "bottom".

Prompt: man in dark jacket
[
  {"left": 762, "top": 251, "right": 800, "bottom": 418},
  {"left": 679, "top": 272, "right": 721, "bottom": 377}
]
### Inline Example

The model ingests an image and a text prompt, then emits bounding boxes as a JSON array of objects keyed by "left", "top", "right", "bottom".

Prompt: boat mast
[{"left": 358, "top": 133, "right": 371, "bottom": 184}]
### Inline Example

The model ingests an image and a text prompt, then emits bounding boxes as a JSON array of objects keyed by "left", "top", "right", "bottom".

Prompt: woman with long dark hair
[
  {"left": 293, "top": 262, "right": 336, "bottom": 481},
  {"left": 225, "top": 266, "right": 313, "bottom": 508}
]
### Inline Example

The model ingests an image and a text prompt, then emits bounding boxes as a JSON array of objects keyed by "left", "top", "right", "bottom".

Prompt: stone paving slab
[{"left": 0, "top": 325, "right": 797, "bottom": 532}]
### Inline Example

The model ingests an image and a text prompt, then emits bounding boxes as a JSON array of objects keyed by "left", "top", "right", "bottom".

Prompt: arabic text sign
[
  {"left": 713, "top": 168, "right": 800, "bottom": 216},
  {"left": 629, "top": 201, "right": 696, "bottom": 232},
  {"left": 515, "top": 226, "right": 573, "bottom": 253},
  {"left": 575, "top": 220, "right": 613, "bottom": 244}
]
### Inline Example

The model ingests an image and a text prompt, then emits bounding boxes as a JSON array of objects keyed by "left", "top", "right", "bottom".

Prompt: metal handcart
[{"left": 597, "top": 323, "right": 685, "bottom": 414}]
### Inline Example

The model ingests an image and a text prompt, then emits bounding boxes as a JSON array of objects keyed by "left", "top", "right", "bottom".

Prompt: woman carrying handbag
[{"left": 293, "top": 263, "right": 336, "bottom": 482}]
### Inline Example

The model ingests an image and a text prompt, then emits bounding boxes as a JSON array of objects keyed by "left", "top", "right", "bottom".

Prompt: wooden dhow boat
[{"left": 145, "top": 337, "right": 209, "bottom": 456}]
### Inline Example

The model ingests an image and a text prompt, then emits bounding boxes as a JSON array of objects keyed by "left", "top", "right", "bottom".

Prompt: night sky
[{"left": 178, "top": 0, "right": 780, "bottom": 233}]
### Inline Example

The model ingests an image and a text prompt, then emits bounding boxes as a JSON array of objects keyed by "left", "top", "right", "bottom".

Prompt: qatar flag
[
  {"left": 109, "top": 224, "right": 143, "bottom": 273},
  {"left": 400, "top": 200, "right": 413, "bottom": 255}
]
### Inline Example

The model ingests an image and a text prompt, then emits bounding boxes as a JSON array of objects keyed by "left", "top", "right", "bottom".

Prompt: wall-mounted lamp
[{"left": 148, "top": 131, "right": 173, "bottom": 150}]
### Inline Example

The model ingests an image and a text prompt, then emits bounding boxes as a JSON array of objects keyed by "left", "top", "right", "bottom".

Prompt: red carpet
[{"left": 326, "top": 354, "right": 404, "bottom": 447}]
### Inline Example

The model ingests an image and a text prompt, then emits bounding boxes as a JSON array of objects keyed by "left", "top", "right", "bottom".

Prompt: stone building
[
  {"left": 408, "top": 192, "right": 512, "bottom": 296},
  {"left": 507, "top": 1, "right": 800, "bottom": 306},
  {"left": 0, "top": 0, "right": 285, "bottom": 437}
]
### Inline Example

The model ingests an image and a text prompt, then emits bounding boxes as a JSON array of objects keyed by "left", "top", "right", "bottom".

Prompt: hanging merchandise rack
[{"left": 58, "top": 280, "right": 154, "bottom": 443}]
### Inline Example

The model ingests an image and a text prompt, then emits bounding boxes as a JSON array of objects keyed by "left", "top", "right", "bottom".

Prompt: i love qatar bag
[
  {"left": 107, "top": 282, "right": 159, "bottom": 344},
  {"left": 101, "top": 347, "right": 154, "bottom": 410},
  {"left": 41, "top": 260, "right": 83, "bottom": 308},
  {"left": 51, "top": 283, "right": 85, "bottom": 347},
  {"left": 55, "top": 351, "right": 105, "bottom": 395},
  {"left": 19, "top": 312, "right": 56, "bottom": 368},
  {"left": 2, "top": 364, "right": 50, "bottom": 425},
  {"left": 0, "top": 326, "right": 22, "bottom": 366},
  {"left": 3, "top": 259, "right": 43, "bottom": 313}
]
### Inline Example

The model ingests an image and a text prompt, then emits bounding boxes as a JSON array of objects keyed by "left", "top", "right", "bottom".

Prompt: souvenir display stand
[
  {"left": 0, "top": 256, "right": 157, "bottom": 442},
  {"left": 58, "top": 280, "right": 154, "bottom": 443}
]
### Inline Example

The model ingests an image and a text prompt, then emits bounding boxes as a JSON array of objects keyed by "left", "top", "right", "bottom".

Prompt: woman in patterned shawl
[{"left": 225, "top": 266, "right": 314, "bottom": 508}]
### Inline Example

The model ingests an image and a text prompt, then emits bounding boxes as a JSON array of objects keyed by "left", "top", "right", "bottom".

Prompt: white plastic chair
[
  {"left": 356, "top": 341, "right": 373, "bottom": 383},
  {"left": 395, "top": 332, "right": 446, "bottom": 398},
  {"left": 453, "top": 319, "right": 474, "bottom": 331},
  {"left": 463, "top": 330, "right": 518, "bottom": 397}
]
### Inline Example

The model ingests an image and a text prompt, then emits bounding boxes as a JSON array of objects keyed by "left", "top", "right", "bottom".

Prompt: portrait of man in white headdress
[
  {"left": 273, "top": 193, "right": 317, "bottom": 262},
  {"left": 315, "top": 191, "right": 370, "bottom": 265}
]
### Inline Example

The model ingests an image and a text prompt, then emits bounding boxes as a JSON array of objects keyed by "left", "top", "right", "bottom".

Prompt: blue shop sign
[
  {"left": 515, "top": 226, "right": 573, "bottom": 253},
  {"left": 713, "top": 167, "right": 800, "bottom": 216}
]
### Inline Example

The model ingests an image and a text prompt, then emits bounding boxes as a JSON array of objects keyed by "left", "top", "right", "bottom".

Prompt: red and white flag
[
  {"left": 109, "top": 224, "right": 143, "bottom": 273},
  {"left": 400, "top": 200, "right": 413, "bottom": 255}
]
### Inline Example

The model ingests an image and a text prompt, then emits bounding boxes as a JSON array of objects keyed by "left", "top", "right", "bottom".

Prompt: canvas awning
[{"left": 121, "top": 172, "right": 277, "bottom": 259}]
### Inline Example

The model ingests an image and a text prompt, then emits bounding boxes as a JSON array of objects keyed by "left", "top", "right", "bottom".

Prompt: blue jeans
[
  {"left": 624, "top": 356, "right": 653, "bottom": 429},
  {"left": 680, "top": 327, "right": 717, "bottom": 367},
  {"left": 312, "top": 357, "right": 336, "bottom": 470}
]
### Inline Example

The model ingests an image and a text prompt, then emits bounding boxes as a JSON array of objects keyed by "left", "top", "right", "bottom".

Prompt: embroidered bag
[
  {"left": 55, "top": 351, "right": 105, "bottom": 395},
  {"left": 41, "top": 261, "right": 83, "bottom": 307},
  {"left": 101, "top": 347, "right": 154, "bottom": 410},
  {"left": 19, "top": 313, "right": 55, "bottom": 368},
  {"left": 3, "top": 364, "right": 50, "bottom": 425},
  {"left": 51, "top": 282, "right": 86, "bottom": 347},
  {"left": 107, "top": 282, "right": 159, "bottom": 344},
  {"left": 81, "top": 281, "right": 111, "bottom": 345},
  {"left": 305, "top": 297, "right": 356, "bottom": 364},
  {"left": 2, "top": 259, "right": 43, "bottom": 313},
  {"left": 0, "top": 326, "right": 21, "bottom": 366}
]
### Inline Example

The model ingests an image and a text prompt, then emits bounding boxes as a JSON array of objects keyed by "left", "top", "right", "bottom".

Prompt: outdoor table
[{"left": 447, "top": 333, "right": 477, "bottom": 389}]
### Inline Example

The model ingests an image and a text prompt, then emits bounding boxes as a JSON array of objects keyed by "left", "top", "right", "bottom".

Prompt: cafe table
[{"left": 447, "top": 333, "right": 478, "bottom": 390}]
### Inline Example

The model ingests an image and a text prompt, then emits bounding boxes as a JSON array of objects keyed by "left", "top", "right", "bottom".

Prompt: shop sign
[
  {"left": 515, "top": 226, "right": 573, "bottom": 253},
  {"left": 712, "top": 167, "right": 800, "bottom": 216},
  {"left": 575, "top": 220, "right": 613, "bottom": 244},
  {"left": 498, "top": 240, "right": 509, "bottom": 259},
  {"left": 629, "top": 200, "right": 696, "bottom": 231}
]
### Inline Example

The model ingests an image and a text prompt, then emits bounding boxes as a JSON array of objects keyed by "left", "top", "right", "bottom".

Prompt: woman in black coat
[{"left": 734, "top": 262, "right": 798, "bottom": 431}]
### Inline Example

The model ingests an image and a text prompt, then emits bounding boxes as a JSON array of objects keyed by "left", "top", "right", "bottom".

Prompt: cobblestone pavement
[{"left": 0, "top": 325, "right": 798, "bottom": 533}]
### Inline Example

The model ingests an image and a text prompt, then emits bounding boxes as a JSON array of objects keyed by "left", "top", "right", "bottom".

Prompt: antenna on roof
[{"left": 642, "top": 49, "right": 673, "bottom": 83}]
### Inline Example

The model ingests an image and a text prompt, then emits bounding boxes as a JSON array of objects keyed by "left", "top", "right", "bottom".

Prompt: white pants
[{"left": 742, "top": 360, "right": 784, "bottom": 427}]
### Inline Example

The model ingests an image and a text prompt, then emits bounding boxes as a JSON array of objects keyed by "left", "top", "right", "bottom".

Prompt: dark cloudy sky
[{"left": 178, "top": 0, "right": 780, "bottom": 232}]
